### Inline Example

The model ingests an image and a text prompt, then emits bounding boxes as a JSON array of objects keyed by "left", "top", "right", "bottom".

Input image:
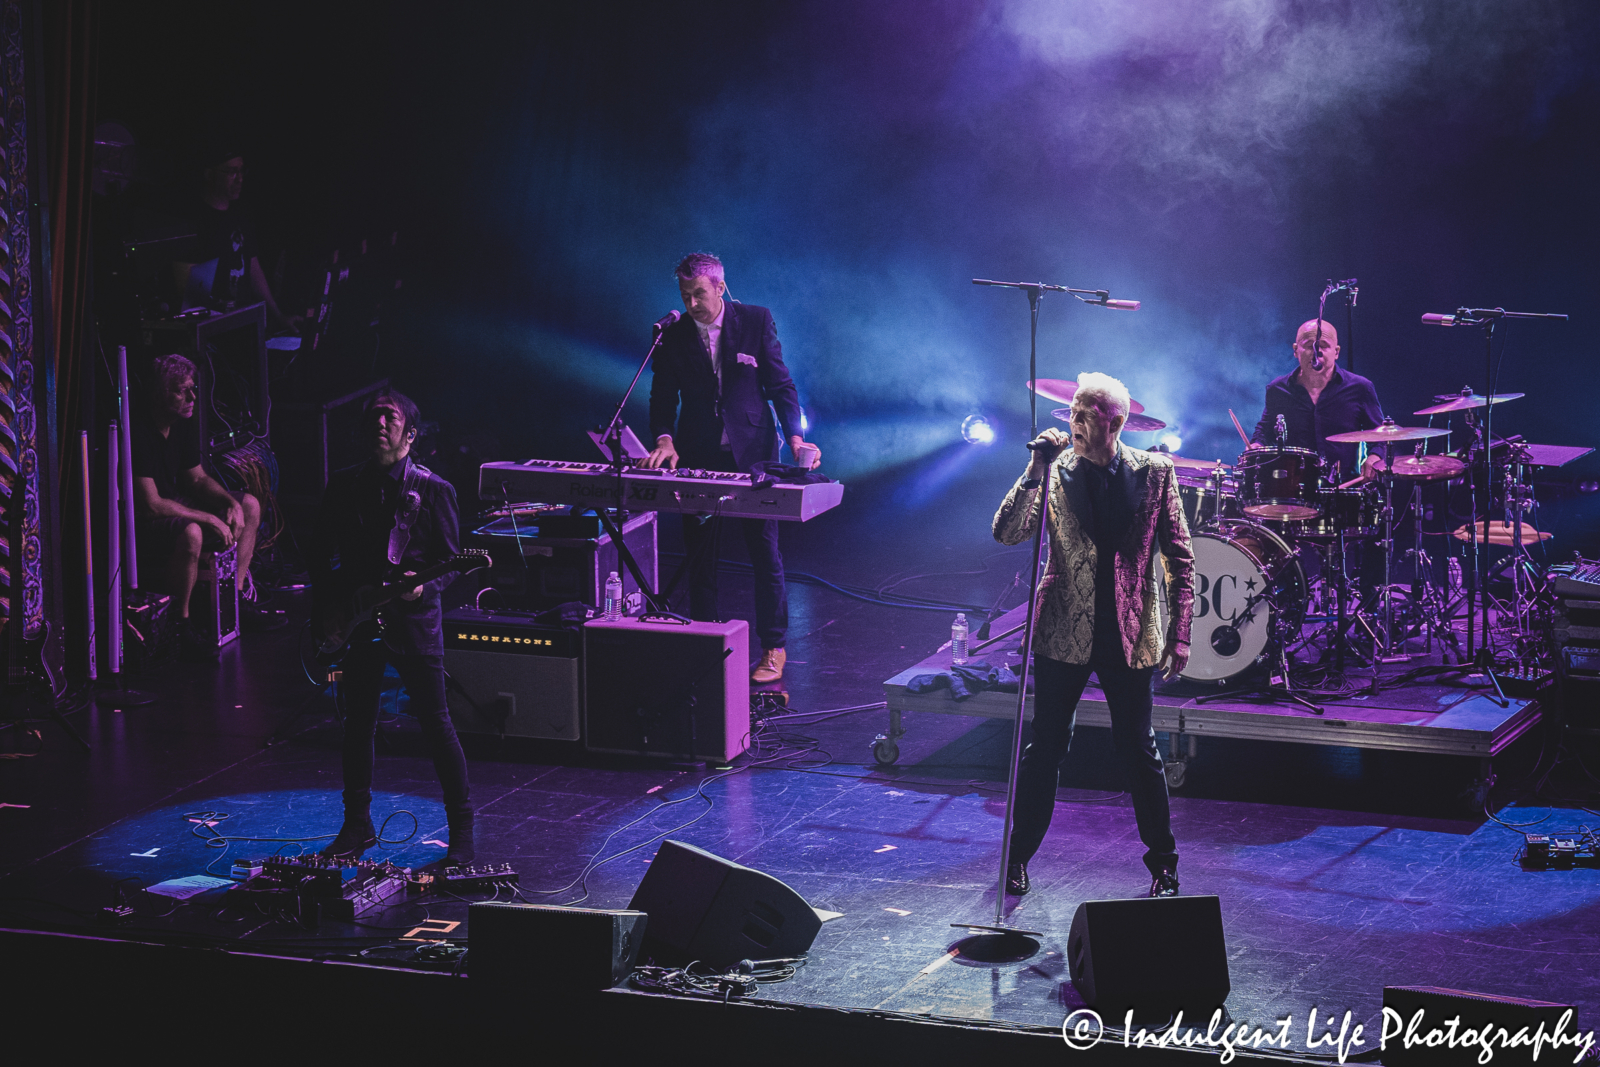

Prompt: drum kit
[{"left": 1026, "top": 378, "right": 1571, "bottom": 695}]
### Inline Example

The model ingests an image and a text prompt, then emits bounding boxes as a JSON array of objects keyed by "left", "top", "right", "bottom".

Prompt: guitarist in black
[{"left": 310, "top": 389, "right": 473, "bottom": 863}]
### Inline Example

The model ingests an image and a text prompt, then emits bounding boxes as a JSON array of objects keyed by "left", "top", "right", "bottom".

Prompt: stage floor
[{"left": 2, "top": 536, "right": 1596, "bottom": 1047}]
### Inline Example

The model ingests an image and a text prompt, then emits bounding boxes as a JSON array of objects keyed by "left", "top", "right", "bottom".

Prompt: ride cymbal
[
  {"left": 1414, "top": 391, "right": 1524, "bottom": 416},
  {"left": 1326, "top": 420, "right": 1450, "bottom": 444}
]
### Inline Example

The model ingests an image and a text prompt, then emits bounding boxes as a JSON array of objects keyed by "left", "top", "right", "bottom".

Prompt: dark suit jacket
[
  {"left": 993, "top": 444, "right": 1194, "bottom": 669},
  {"left": 648, "top": 302, "right": 804, "bottom": 471},
  {"left": 309, "top": 456, "right": 460, "bottom": 656}
]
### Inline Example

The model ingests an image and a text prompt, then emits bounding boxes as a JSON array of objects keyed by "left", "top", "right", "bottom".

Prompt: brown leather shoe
[{"left": 752, "top": 648, "right": 786, "bottom": 683}]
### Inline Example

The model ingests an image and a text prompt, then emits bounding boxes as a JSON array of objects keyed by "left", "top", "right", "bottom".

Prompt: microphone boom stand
[
  {"left": 1424, "top": 307, "right": 1566, "bottom": 683},
  {"left": 590, "top": 322, "right": 682, "bottom": 619},
  {"left": 955, "top": 277, "right": 1138, "bottom": 941}
]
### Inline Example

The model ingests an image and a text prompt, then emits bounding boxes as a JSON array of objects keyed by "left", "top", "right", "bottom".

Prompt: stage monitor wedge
[
  {"left": 1068, "top": 895, "right": 1230, "bottom": 1021},
  {"left": 468, "top": 902, "right": 647, "bottom": 992},
  {"left": 628, "top": 840, "right": 823, "bottom": 969}
]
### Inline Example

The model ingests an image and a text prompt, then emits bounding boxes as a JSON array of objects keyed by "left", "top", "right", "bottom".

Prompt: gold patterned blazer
[{"left": 992, "top": 443, "right": 1195, "bottom": 668}]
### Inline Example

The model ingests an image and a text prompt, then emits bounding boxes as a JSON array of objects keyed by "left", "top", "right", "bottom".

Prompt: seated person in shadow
[{"left": 132, "top": 354, "right": 283, "bottom": 657}]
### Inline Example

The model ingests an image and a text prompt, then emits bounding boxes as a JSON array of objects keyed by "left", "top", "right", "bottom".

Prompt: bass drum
[{"left": 1180, "top": 521, "right": 1307, "bottom": 682}]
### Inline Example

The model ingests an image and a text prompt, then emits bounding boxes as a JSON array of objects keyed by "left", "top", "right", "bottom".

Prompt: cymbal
[
  {"left": 1051, "top": 406, "right": 1166, "bottom": 432},
  {"left": 1123, "top": 413, "right": 1167, "bottom": 433},
  {"left": 1384, "top": 454, "right": 1469, "bottom": 481},
  {"left": 1027, "top": 379, "right": 1144, "bottom": 414},
  {"left": 1325, "top": 420, "right": 1450, "bottom": 444},
  {"left": 1161, "top": 453, "right": 1231, "bottom": 469},
  {"left": 1414, "top": 391, "right": 1524, "bottom": 416},
  {"left": 1452, "top": 520, "right": 1551, "bottom": 546}
]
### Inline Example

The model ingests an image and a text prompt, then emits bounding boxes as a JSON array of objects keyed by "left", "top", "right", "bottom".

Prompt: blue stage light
[
  {"left": 961, "top": 415, "right": 996, "bottom": 445},
  {"left": 1159, "top": 432, "right": 1183, "bottom": 453}
]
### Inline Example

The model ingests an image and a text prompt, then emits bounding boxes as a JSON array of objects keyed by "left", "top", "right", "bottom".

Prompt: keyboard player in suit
[{"left": 642, "top": 253, "right": 821, "bottom": 684}]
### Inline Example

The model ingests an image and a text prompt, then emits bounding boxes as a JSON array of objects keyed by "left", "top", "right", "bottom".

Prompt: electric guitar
[{"left": 315, "top": 550, "right": 491, "bottom": 669}]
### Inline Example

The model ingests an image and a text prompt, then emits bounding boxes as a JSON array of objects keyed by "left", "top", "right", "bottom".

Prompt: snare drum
[
  {"left": 1285, "top": 487, "right": 1381, "bottom": 540},
  {"left": 1238, "top": 446, "right": 1323, "bottom": 521},
  {"left": 1180, "top": 520, "right": 1307, "bottom": 682}
]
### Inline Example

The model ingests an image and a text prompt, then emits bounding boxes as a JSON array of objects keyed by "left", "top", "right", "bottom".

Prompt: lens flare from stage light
[
  {"left": 1159, "top": 432, "right": 1183, "bottom": 453},
  {"left": 961, "top": 415, "right": 996, "bottom": 445}
]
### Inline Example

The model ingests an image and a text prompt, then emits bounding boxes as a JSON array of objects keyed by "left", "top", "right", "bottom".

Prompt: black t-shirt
[
  {"left": 131, "top": 410, "right": 202, "bottom": 503},
  {"left": 185, "top": 202, "right": 257, "bottom": 306}
]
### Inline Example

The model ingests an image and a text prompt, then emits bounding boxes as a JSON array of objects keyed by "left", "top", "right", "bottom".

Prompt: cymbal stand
[
  {"left": 1374, "top": 442, "right": 1412, "bottom": 662},
  {"left": 1494, "top": 445, "right": 1543, "bottom": 652},
  {"left": 1401, "top": 477, "right": 1460, "bottom": 660}
]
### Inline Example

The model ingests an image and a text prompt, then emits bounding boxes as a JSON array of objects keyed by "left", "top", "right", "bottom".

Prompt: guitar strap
[{"left": 387, "top": 457, "right": 430, "bottom": 570}]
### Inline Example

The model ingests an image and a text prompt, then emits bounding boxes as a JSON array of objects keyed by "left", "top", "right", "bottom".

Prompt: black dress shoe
[
  {"left": 444, "top": 812, "right": 475, "bottom": 866},
  {"left": 1006, "top": 861, "right": 1030, "bottom": 896},
  {"left": 1149, "top": 868, "right": 1180, "bottom": 897},
  {"left": 322, "top": 816, "right": 377, "bottom": 860}
]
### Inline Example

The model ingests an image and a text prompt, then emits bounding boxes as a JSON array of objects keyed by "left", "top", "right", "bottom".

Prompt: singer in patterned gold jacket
[{"left": 991, "top": 372, "right": 1195, "bottom": 898}]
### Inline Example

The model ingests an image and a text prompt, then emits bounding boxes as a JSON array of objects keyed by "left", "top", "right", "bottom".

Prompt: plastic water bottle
[
  {"left": 604, "top": 571, "right": 623, "bottom": 621},
  {"left": 951, "top": 613, "right": 968, "bottom": 665}
]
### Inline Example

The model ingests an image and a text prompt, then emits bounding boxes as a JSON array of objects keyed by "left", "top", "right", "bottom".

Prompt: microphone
[
  {"left": 652, "top": 310, "right": 682, "bottom": 333},
  {"left": 1026, "top": 439, "right": 1060, "bottom": 452},
  {"left": 1101, "top": 298, "right": 1141, "bottom": 311},
  {"left": 1421, "top": 313, "right": 1460, "bottom": 327}
]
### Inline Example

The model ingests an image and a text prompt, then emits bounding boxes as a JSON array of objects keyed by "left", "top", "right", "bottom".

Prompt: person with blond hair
[{"left": 992, "top": 371, "right": 1195, "bottom": 898}]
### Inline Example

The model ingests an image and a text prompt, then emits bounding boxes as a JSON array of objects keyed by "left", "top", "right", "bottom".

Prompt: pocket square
[{"left": 735, "top": 352, "right": 758, "bottom": 368}]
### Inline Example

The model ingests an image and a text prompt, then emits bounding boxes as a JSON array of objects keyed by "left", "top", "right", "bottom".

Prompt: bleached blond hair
[{"left": 1076, "top": 371, "right": 1131, "bottom": 424}]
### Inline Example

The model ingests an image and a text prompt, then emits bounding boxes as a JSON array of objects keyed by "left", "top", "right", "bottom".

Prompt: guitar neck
[{"left": 363, "top": 552, "right": 489, "bottom": 612}]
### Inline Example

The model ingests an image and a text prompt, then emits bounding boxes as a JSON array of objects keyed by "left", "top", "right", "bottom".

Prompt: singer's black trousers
[{"left": 1009, "top": 642, "right": 1177, "bottom": 877}]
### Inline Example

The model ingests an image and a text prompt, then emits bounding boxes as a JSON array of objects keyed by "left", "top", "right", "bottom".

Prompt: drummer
[{"left": 1249, "top": 318, "right": 1384, "bottom": 483}]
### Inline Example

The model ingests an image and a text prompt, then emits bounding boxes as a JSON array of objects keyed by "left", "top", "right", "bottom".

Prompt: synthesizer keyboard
[
  {"left": 1551, "top": 559, "right": 1600, "bottom": 600},
  {"left": 479, "top": 459, "right": 844, "bottom": 522}
]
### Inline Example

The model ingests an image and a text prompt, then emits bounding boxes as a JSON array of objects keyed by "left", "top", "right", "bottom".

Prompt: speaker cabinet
[
  {"left": 583, "top": 618, "right": 749, "bottom": 762},
  {"left": 1381, "top": 986, "right": 1578, "bottom": 1067},
  {"left": 1068, "top": 895, "right": 1230, "bottom": 1020},
  {"left": 468, "top": 902, "right": 646, "bottom": 991},
  {"left": 628, "top": 840, "right": 823, "bottom": 969},
  {"left": 444, "top": 609, "right": 581, "bottom": 740}
]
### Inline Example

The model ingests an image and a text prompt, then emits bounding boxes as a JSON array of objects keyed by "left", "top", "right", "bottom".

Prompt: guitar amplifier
[
  {"left": 443, "top": 608, "right": 582, "bottom": 741},
  {"left": 583, "top": 617, "right": 749, "bottom": 762}
]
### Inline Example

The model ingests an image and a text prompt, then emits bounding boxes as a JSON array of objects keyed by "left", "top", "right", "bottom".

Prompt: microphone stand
[
  {"left": 1427, "top": 307, "right": 1565, "bottom": 686},
  {"left": 590, "top": 321, "right": 681, "bottom": 619},
  {"left": 955, "top": 277, "right": 1136, "bottom": 943}
]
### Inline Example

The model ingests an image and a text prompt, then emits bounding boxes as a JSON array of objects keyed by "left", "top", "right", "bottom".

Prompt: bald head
[{"left": 1293, "top": 318, "right": 1339, "bottom": 372}]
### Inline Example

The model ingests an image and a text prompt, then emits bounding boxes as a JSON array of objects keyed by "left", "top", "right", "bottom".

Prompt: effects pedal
[
  {"left": 1497, "top": 664, "right": 1553, "bottom": 698},
  {"left": 440, "top": 863, "right": 519, "bottom": 889}
]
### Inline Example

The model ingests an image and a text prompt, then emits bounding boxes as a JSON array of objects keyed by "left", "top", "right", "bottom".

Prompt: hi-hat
[
  {"left": 1414, "top": 391, "right": 1524, "bottom": 416},
  {"left": 1027, "top": 379, "right": 1145, "bottom": 414},
  {"left": 1452, "top": 520, "right": 1551, "bottom": 546},
  {"left": 1051, "top": 406, "right": 1165, "bottom": 432},
  {"left": 1162, "top": 453, "right": 1231, "bottom": 469},
  {"left": 1384, "top": 455, "right": 1469, "bottom": 481},
  {"left": 1326, "top": 419, "right": 1450, "bottom": 444}
]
